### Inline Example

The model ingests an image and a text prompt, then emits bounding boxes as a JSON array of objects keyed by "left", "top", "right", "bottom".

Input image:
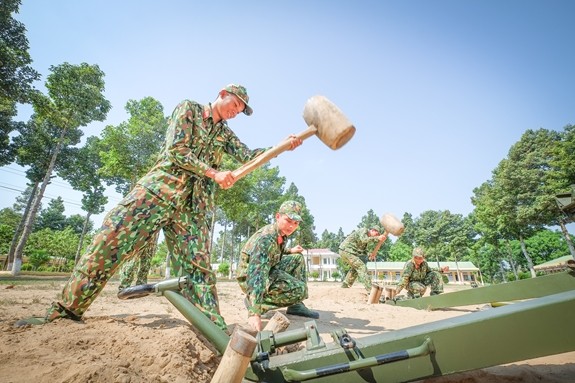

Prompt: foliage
[
  {"left": 98, "top": 97, "right": 166, "bottom": 194},
  {"left": 217, "top": 262, "right": 230, "bottom": 277},
  {"left": 0, "top": 0, "right": 41, "bottom": 165},
  {"left": 27, "top": 249, "right": 49, "bottom": 270},
  {"left": 25, "top": 227, "right": 79, "bottom": 261}
]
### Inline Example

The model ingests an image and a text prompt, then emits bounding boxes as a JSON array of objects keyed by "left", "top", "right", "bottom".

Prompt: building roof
[
  {"left": 366, "top": 261, "right": 479, "bottom": 271},
  {"left": 534, "top": 255, "right": 575, "bottom": 270}
]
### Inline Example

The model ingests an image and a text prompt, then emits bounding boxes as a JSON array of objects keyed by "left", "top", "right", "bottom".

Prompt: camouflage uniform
[
  {"left": 396, "top": 250, "right": 444, "bottom": 298},
  {"left": 44, "top": 87, "right": 264, "bottom": 331},
  {"left": 237, "top": 204, "right": 308, "bottom": 317},
  {"left": 338, "top": 228, "right": 379, "bottom": 290}
]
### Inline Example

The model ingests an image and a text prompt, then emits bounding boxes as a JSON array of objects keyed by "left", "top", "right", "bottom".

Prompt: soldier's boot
[
  {"left": 430, "top": 291, "right": 442, "bottom": 296},
  {"left": 13, "top": 317, "right": 47, "bottom": 327},
  {"left": 341, "top": 282, "right": 350, "bottom": 288},
  {"left": 286, "top": 302, "right": 319, "bottom": 319}
]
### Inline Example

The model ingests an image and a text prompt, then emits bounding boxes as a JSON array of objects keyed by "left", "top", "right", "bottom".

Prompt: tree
[
  {"left": 98, "top": 97, "right": 167, "bottom": 194},
  {"left": 35, "top": 197, "right": 67, "bottom": 231},
  {"left": 490, "top": 129, "right": 561, "bottom": 277},
  {"left": 0, "top": 0, "right": 41, "bottom": 165},
  {"left": 58, "top": 136, "right": 107, "bottom": 263},
  {"left": 11, "top": 62, "right": 111, "bottom": 275}
]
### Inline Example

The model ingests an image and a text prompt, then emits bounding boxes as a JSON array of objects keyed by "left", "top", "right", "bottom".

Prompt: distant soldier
[
  {"left": 237, "top": 200, "right": 319, "bottom": 332},
  {"left": 395, "top": 247, "right": 449, "bottom": 298},
  {"left": 338, "top": 227, "right": 387, "bottom": 290}
]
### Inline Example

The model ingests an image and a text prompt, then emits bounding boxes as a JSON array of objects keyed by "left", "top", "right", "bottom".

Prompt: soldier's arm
[{"left": 396, "top": 262, "right": 414, "bottom": 293}]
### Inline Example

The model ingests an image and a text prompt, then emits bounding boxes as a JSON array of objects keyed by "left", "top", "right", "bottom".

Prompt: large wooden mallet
[{"left": 232, "top": 95, "right": 356, "bottom": 181}]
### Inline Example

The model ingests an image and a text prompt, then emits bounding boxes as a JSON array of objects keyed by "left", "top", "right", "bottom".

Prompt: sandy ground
[{"left": 0, "top": 275, "right": 573, "bottom": 383}]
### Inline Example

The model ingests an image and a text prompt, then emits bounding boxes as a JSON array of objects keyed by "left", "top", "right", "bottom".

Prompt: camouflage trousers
[
  {"left": 239, "top": 253, "right": 308, "bottom": 314},
  {"left": 118, "top": 250, "right": 153, "bottom": 290},
  {"left": 405, "top": 271, "right": 444, "bottom": 297},
  {"left": 340, "top": 250, "right": 372, "bottom": 290},
  {"left": 45, "top": 185, "right": 227, "bottom": 331}
]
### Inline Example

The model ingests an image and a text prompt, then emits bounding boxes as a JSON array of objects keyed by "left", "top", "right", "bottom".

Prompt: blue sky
[{"left": 2, "top": 0, "right": 574, "bottom": 236}]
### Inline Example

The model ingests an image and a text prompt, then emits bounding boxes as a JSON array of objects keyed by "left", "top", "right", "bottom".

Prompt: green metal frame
[
  {"left": 389, "top": 269, "right": 575, "bottom": 310},
  {"left": 118, "top": 271, "right": 575, "bottom": 383}
]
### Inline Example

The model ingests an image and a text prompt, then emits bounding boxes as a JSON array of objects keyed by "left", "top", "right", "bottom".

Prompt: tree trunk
[
  {"left": 558, "top": 219, "right": 575, "bottom": 260},
  {"left": 519, "top": 234, "right": 537, "bottom": 278},
  {"left": 499, "top": 260, "right": 508, "bottom": 282},
  {"left": 75, "top": 211, "right": 92, "bottom": 264},
  {"left": 164, "top": 252, "right": 171, "bottom": 279},
  {"left": 220, "top": 222, "right": 227, "bottom": 263},
  {"left": 228, "top": 222, "right": 235, "bottom": 279},
  {"left": 504, "top": 240, "right": 519, "bottom": 280},
  {"left": 3, "top": 182, "right": 38, "bottom": 270},
  {"left": 12, "top": 129, "right": 66, "bottom": 276}
]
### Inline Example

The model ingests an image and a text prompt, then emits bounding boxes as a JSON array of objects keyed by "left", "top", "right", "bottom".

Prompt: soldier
[
  {"left": 237, "top": 200, "right": 319, "bottom": 332},
  {"left": 339, "top": 227, "right": 387, "bottom": 290},
  {"left": 395, "top": 247, "right": 449, "bottom": 298},
  {"left": 16, "top": 84, "right": 302, "bottom": 331}
]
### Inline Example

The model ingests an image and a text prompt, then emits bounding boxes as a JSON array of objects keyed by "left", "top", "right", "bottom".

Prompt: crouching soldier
[{"left": 237, "top": 200, "right": 319, "bottom": 332}]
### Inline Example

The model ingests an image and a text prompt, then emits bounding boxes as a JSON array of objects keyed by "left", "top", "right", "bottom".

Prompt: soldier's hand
[
  {"left": 214, "top": 170, "right": 236, "bottom": 189},
  {"left": 286, "top": 134, "right": 303, "bottom": 150},
  {"left": 248, "top": 315, "right": 262, "bottom": 332},
  {"left": 291, "top": 245, "right": 305, "bottom": 254}
]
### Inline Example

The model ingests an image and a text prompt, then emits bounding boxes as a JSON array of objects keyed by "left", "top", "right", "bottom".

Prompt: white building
[
  {"left": 304, "top": 248, "right": 340, "bottom": 281},
  {"left": 366, "top": 261, "right": 483, "bottom": 285}
]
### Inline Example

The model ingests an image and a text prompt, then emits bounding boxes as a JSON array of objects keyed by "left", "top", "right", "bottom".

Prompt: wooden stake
[
  {"left": 263, "top": 311, "right": 290, "bottom": 333},
  {"left": 368, "top": 284, "right": 383, "bottom": 304},
  {"left": 210, "top": 327, "right": 257, "bottom": 383}
]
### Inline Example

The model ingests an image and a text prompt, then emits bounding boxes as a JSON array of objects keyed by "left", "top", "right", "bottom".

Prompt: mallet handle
[{"left": 231, "top": 125, "right": 318, "bottom": 181}]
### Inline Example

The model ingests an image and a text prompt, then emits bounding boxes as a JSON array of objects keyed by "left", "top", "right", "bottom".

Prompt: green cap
[
  {"left": 278, "top": 200, "right": 303, "bottom": 221},
  {"left": 412, "top": 247, "right": 425, "bottom": 258},
  {"left": 223, "top": 84, "right": 253, "bottom": 116}
]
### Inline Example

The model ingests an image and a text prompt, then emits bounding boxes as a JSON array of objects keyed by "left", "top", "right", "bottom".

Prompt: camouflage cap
[
  {"left": 278, "top": 200, "right": 303, "bottom": 221},
  {"left": 223, "top": 84, "right": 253, "bottom": 116},
  {"left": 412, "top": 247, "right": 426, "bottom": 258}
]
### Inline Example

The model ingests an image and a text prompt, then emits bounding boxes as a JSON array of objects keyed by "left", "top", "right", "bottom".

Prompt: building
[
  {"left": 366, "top": 260, "right": 483, "bottom": 285},
  {"left": 304, "top": 248, "right": 340, "bottom": 281},
  {"left": 534, "top": 255, "right": 575, "bottom": 274}
]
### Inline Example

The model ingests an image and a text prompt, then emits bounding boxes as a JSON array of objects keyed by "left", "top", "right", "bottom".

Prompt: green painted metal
[
  {"left": 390, "top": 269, "right": 575, "bottom": 310},
  {"left": 119, "top": 273, "right": 575, "bottom": 382},
  {"left": 242, "top": 290, "right": 575, "bottom": 382}
]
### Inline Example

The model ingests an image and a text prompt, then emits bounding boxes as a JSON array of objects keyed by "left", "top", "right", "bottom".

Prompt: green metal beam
[
  {"left": 391, "top": 269, "right": 575, "bottom": 310},
  {"left": 244, "top": 290, "right": 575, "bottom": 383}
]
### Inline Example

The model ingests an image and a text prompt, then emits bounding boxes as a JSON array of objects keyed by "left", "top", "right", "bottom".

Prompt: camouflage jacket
[
  {"left": 236, "top": 222, "right": 290, "bottom": 315},
  {"left": 338, "top": 228, "right": 379, "bottom": 256},
  {"left": 137, "top": 100, "right": 265, "bottom": 214},
  {"left": 396, "top": 259, "right": 434, "bottom": 291}
]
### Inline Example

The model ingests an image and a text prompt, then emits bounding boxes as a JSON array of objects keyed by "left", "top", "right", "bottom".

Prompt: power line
[{"left": 0, "top": 184, "right": 84, "bottom": 207}]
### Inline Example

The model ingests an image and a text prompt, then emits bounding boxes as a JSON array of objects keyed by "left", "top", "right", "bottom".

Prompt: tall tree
[
  {"left": 0, "top": 0, "right": 40, "bottom": 165},
  {"left": 491, "top": 129, "right": 561, "bottom": 277},
  {"left": 548, "top": 125, "right": 575, "bottom": 258},
  {"left": 58, "top": 136, "right": 107, "bottom": 263},
  {"left": 11, "top": 62, "right": 110, "bottom": 275}
]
